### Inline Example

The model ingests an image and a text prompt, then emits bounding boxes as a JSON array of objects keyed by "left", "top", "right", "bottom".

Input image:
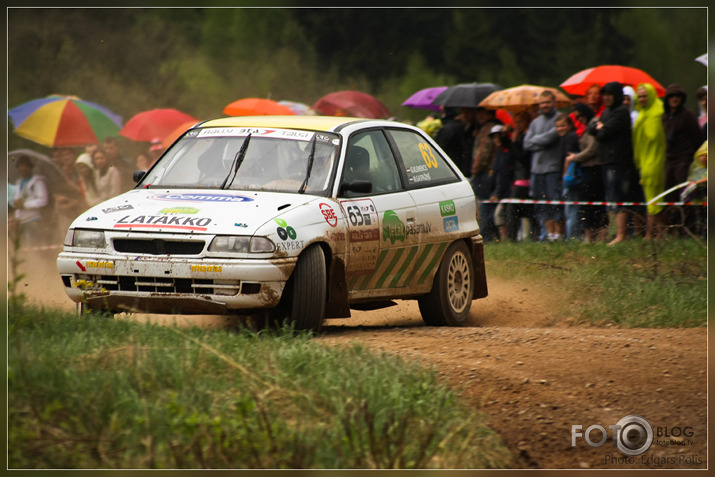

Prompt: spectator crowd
[
  {"left": 9, "top": 81, "right": 708, "bottom": 251},
  {"left": 430, "top": 82, "right": 707, "bottom": 244},
  {"left": 9, "top": 136, "right": 159, "bottom": 250}
]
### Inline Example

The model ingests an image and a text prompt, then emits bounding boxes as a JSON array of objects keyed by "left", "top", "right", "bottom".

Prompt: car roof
[{"left": 197, "top": 115, "right": 377, "bottom": 132}]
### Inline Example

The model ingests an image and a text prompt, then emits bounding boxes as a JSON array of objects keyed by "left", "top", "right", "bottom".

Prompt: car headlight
[
  {"left": 208, "top": 236, "right": 276, "bottom": 253},
  {"left": 67, "top": 229, "right": 106, "bottom": 248}
]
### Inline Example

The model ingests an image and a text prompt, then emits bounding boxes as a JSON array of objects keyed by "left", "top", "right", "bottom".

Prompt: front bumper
[{"left": 57, "top": 252, "right": 297, "bottom": 314}]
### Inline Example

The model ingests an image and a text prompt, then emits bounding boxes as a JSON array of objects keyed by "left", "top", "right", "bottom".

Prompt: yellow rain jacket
[{"left": 633, "top": 83, "right": 666, "bottom": 215}]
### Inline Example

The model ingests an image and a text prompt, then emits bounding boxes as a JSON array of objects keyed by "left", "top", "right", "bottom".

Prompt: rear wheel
[
  {"left": 288, "top": 245, "right": 326, "bottom": 332},
  {"left": 418, "top": 241, "right": 473, "bottom": 326}
]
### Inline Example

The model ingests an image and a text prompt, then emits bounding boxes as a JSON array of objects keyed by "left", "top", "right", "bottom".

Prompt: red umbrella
[
  {"left": 223, "top": 98, "right": 296, "bottom": 116},
  {"left": 119, "top": 108, "right": 198, "bottom": 142},
  {"left": 560, "top": 65, "right": 666, "bottom": 97},
  {"left": 312, "top": 90, "right": 391, "bottom": 119}
]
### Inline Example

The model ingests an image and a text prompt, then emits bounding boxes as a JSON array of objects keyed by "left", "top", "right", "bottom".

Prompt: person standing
[
  {"left": 588, "top": 81, "right": 642, "bottom": 245},
  {"left": 622, "top": 85, "right": 639, "bottom": 126},
  {"left": 524, "top": 90, "right": 563, "bottom": 242},
  {"left": 92, "top": 147, "right": 123, "bottom": 202},
  {"left": 695, "top": 86, "right": 707, "bottom": 141},
  {"left": 661, "top": 84, "right": 703, "bottom": 234},
  {"left": 566, "top": 103, "right": 608, "bottom": 243},
  {"left": 435, "top": 107, "right": 470, "bottom": 177},
  {"left": 633, "top": 83, "right": 667, "bottom": 239},
  {"left": 555, "top": 113, "right": 581, "bottom": 240},
  {"left": 469, "top": 107, "right": 500, "bottom": 242},
  {"left": 12, "top": 155, "right": 50, "bottom": 247},
  {"left": 487, "top": 124, "right": 513, "bottom": 242},
  {"left": 504, "top": 111, "right": 539, "bottom": 241},
  {"left": 102, "top": 136, "right": 135, "bottom": 192},
  {"left": 75, "top": 153, "right": 102, "bottom": 208}
]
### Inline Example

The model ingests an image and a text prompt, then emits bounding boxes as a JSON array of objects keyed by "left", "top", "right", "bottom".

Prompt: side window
[
  {"left": 387, "top": 129, "right": 460, "bottom": 187},
  {"left": 341, "top": 130, "right": 403, "bottom": 197}
]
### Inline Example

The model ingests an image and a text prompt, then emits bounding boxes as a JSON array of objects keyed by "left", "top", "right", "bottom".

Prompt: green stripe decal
[
  {"left": 357, "top": 249, "right": 390, "bottom": 290},
  {"left": 389, "top": 245, "right": 419, "bottom": 288},
  {"left": 417, "top": 242, "right": 448, "bottom": 285},
  {"left": 375, "top": 247, "right": 405, "bottom": 289}
]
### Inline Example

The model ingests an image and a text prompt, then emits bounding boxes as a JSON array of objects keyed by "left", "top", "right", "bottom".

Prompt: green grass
[
  {"left": 8, "top": 303, "right": 513, "bottom": 469},
  {"left": 484, "top": 237, "right": 707, "bottom": 327}
]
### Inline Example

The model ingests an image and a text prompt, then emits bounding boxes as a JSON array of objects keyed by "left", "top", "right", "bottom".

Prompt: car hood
[{"left": 73, "top": 188, "right": 322, "bottom": 236}]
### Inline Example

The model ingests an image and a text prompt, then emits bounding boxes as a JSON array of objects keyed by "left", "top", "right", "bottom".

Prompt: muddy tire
[
  {"left": 418, "top": 240, "right": 473, "bottom": 326},
  {"left": 289, "top": 245, "right": 326, "bottom": 332}
]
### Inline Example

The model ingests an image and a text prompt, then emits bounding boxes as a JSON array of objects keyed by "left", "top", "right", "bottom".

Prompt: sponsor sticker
[
  {"left": 150, "top": 193, "right": 254, "bottom": 203},
  {"left": 439, "top": 200, "right": 456, "bottom": 217},
  {"left": 274, "top": 218, "right": 297, "bottom": 241},
  {"left": 102, "top": 204, "right": 134, "bottom": 214},
  {"left": 196, "top": 127, "right": 313, "bottom": 141},
  {"left": 443, "top": 216, "right": 460, "bottom": 233},
  {"left": 160, "top": 207, "right": 199, "bottom": 214},
  {"left": 382, "top": 210, "right": 406, "bottom": 244},
  {"left": 114, "top": 215, "right": 211, "bottom": 231},
  {"left": 191, "top": 264, "right": 223, "bottom": 273},
  {"left": 319, "top": 203, "right": 338, "bottom": 227}
]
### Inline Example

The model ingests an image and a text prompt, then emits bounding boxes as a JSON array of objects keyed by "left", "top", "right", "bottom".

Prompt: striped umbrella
[{"left": 8, "top": 94, "right": 123, "bottom": 147}]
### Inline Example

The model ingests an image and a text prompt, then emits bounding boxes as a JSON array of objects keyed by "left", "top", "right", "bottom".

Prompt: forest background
[{"left": 6, "top": 6, "right": 709, "bottom": 154}]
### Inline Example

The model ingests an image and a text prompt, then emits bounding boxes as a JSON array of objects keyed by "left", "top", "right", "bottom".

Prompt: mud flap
[{"left": 470, "top": 236, "right": 488, "bottom": 299}]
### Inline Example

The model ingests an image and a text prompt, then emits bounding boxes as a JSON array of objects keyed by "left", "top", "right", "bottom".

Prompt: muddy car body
[{"left": 57, "top": 116, "right": 487, "bottom": 330}]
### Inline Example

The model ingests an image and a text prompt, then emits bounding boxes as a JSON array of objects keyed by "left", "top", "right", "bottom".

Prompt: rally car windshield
[{"left": 138, "top": 127, "right": 340, "bottom": 196}]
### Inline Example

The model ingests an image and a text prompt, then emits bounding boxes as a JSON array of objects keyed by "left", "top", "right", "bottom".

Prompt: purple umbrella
[{"left": 402, "top": 86, "right": 448, "bottom": 112}]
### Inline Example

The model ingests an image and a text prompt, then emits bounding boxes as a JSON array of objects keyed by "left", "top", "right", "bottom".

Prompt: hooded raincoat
[{"left": 633, "top": 83, "right": 666, "bottom": 215}]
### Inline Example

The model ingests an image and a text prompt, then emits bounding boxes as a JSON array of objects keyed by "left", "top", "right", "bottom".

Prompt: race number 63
[{"left": 419, "top": 143, "right": 439, "bottom": 168}]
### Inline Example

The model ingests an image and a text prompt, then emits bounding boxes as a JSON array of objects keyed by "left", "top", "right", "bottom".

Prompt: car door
[
  {"left": 337, "top": 129, "right": 419, "bottom": 298},
  {"left": 384, "top": 127, "right": 471, "bottom": 290}
]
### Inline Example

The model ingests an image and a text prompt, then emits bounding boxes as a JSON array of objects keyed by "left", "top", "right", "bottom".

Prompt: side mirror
[
  {"left": 338, "top": 180, "right": 373, "bottom": 196},
  {"left": 133, "top": 170, "right": 146, "bottom": 183}
]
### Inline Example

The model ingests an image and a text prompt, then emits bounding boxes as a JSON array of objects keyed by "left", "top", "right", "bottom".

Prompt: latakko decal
[{"left": 114, "top": 215, "right": 212, "bottom": 231}]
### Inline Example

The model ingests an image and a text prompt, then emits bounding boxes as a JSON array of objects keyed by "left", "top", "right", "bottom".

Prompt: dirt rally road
[{"left": 21, "top": 253, "right": 708, "bottom": 470}]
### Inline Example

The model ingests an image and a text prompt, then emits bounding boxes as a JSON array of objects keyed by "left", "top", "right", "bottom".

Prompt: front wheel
[
  {"left": 288, "top": 245, "right": 326, "bottom": 332},
  {"left": 418, "top": 241, "right": 473, "bottom": 326}
]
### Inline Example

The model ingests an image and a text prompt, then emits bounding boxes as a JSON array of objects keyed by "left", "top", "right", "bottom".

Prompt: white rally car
[{"left": 57, "top": 116, "right": 487, "bottom": 330}]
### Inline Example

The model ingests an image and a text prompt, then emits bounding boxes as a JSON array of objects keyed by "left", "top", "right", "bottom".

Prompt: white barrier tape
[{"left": 497, "top": 199, "right": 707, "bottom": 206}]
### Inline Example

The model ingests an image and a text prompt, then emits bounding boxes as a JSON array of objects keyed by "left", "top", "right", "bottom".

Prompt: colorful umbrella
[
  {"left": 560, "top": 65, "right": 666, "bottom": 97},
  {"left": 224, "top": 98, "right": 296, "bottom": 116},
  {"left": 479, "top": 84, "right": 572, "bottom": 112},
  {"left": 8, "top": 94, "right": 123, "bottom": 148},
  {"left": 278, "top": 100, "right": 315, "bottom": 115},
  {"left": 161, "top": 121, "right": 200, "bottom": 150},
  {"left": 432, "top": 83, "right": 502, "bottom": 108},
  {"left": 119, "top": 108, "right": 198, "bottom": 142},
  {"left": 402, "top": 86, "right": 448, "bottom": 112},
  {"left": 312, "top": 90, "right": 391, "bottom": 119}
]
